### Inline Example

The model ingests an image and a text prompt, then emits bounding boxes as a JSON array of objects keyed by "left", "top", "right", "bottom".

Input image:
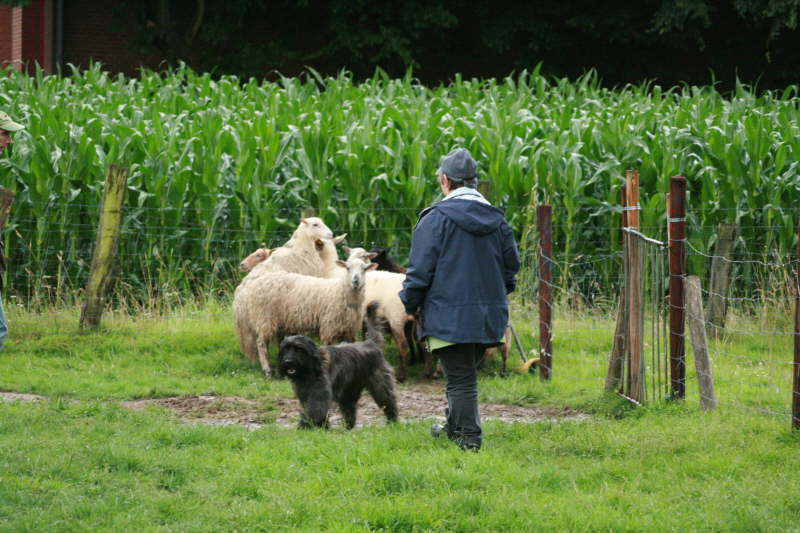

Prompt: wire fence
[
  {"left": 518, "top": 244, "right": 797, "bottom": 423},
  {"left": 2, "top": 198, "right": 798, "bottom": 425}
]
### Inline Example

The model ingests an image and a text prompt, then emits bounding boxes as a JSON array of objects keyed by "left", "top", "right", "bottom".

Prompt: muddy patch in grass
[
  {"left": 3, "top": 385, "right": 589, "bottom": 430},
  {"left": 0, "top": 392, "right": 47, "bottom": 403},
  {"left": 121, "top": 383, "right": 589, "bottom": 430},
  {"left": 123, "top": 395, "right": 267, "bottom": 431}
]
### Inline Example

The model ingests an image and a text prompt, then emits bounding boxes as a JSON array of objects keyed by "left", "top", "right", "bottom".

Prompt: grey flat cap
[{"left": 437, "top": 148, "right": 477, "bottom": 182}]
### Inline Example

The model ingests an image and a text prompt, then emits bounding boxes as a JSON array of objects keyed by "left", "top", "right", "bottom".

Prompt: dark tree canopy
[{"left": 5, "top": 0, "right": 800, "bottom": 88}]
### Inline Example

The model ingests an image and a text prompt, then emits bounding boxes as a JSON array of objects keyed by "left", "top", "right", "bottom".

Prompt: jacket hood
[{"left": 431, "top": 198, "right": 506, "bottom": 236}]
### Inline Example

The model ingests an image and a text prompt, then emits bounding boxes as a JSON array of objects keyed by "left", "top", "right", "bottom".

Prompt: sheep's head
[
  {"left": 239, "top": 248, "right": 271, "bottom": 272},
  {"left": 369, "top": 248, "right": 390, "bottom": 262},
  {"left": 300, "top": 217, "right": 334, "bottom": 240},
  {"left": 315, "top": 233, "right": 347, "bottom": 255},
  {"left": 343, "top": 246, "right": 377, "bottom": 263},
  {"left": 336, "top": 257, "right": 377, "bottom": 292}
]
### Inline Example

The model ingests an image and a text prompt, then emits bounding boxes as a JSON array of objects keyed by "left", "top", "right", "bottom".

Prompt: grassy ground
[{"left": 1, "top": 301, "right": 799, "bottom": 532}]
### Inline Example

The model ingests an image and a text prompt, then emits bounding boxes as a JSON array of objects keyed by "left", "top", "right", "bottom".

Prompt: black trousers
[{"left": 435, "top": 342, "right": 482, "bottom": 449}]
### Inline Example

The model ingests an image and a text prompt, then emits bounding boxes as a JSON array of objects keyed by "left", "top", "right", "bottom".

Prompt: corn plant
[{"left": 0, "top": 63, "right": 797, "bottom": 307}]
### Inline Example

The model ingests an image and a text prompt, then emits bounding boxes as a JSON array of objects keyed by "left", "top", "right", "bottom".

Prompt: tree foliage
[{"left": 6, "top": 0, "right": 800, "bottom": 87}]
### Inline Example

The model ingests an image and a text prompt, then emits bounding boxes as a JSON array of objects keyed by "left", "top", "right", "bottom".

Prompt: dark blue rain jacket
[{"left": 399, "top": 191, "right": 520, "bottom": 345}]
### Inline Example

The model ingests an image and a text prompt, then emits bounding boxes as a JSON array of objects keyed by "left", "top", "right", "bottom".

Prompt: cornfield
[{"left": 0, "top": 63, "right": 797, "bottom": 306}]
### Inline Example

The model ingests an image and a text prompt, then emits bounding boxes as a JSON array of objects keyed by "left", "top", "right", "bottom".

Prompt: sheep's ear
[
  {"left": 366, "top": 263, "right": 378, "bottom": 271},
  {"left": 342, "top": 246, "right": 352, "bottom": 254},
  {"left": 333, "top": 234, "right": 347, "bottom": 244},
  {"left": 367, "top": 252, "right": 378, "bottom": 260},
  {"left": 335, "top": 260, "right": 347, "bottom": 268},
  {"left": 300, "top": 218, "right": 308, "bottom": 224}
]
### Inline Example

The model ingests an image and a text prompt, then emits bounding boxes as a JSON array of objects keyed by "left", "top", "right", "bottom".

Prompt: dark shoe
[
  {"left": 458, "top": 441, "right": 480, "bottom": 452},
  {"left": 431, "top": 423, "right": 449, "bottom": 438}
]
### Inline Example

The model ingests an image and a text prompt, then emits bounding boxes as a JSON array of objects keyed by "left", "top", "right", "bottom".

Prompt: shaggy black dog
[{"left": 277, "top": 303, "right": 398, "bottom": 429}]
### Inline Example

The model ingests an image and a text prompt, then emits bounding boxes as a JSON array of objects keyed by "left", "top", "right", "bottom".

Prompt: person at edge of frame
[
  {"left": 0, "top": 111, "right": 25, "bottom": 351},
  {"left": 399, "top": 147, "right": 520, "bottom": 452}
]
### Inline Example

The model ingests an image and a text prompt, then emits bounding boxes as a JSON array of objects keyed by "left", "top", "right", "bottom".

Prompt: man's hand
[{"left": 406, "top": 314, "right": 415, "bottom": 323}]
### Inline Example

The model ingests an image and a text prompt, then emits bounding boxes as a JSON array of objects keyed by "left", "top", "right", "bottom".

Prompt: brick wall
[
  {"left": 21, "top": 1, "right": 43, "bottom": 72},
  {"left": 1, "top": 0, "right": 161, "bottom": 77},
  {"left": 62, "top": 0, "right": 162, "bottom": 77},
  {"left": 0, "top": 1, "right": 51, "bottom": 74},
  {"left": 10, "top": 6, "right": 22, "bottom": 71},
  {"left": 0, "top": 7, "right": 11, "bottom": 65}
]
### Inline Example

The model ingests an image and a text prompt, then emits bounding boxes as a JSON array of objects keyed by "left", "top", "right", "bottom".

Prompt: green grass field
[{"left": 1, "top": 301, "right": 798, "bottom": 532}]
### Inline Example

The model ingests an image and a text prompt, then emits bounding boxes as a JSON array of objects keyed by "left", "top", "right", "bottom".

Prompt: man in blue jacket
[
  {"left": 400, "top": 148, "right": 520, "bottom": 451},
  {"left": 0, "top": 111, "right": 25, "bottom": 352}
]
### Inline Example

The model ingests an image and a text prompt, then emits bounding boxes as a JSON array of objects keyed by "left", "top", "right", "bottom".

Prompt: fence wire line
[
  {"left": 17, "top": 198, "right": 800, "bottom": 213},
  {"left": 684, "top": 239, "right": 799, "bottom": 268},
  {"left": 5, "top": 207, "right": 799, "bottom": 420}
]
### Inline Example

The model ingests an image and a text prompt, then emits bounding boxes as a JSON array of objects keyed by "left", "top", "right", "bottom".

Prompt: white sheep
[
  {"left": 239, "top": 247, "right": 271, "bottom": 272},
  {"left": 244, "top": 236, "right": 415, "bottom": 381},
  {"left": 360, "top": 270, "right": 414, "bottom": 381},
  {"left": 250, "top": 217, "right": 333, "bottom": 277},
  {"left": 316, "top": 243, "right": 415, "bottom": 381},
  {"left": 316, "top": 235, "right": 351, "bottom": 277},
  {"left": 244, "top": 235, "right": 347, "bottom": 277},
  {"left": 233, "top": 256, "right": 377, "bottom": 376}
]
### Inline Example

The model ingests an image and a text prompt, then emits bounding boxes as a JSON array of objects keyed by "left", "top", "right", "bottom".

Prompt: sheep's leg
[
  {"left": 499, "top": 335, "right": 510, "bottom": 378},
  {"left": 432, "top": 360, "right": 442, "bottom": 379},
  {"left": 404, "top": 320, "right": 418, "bottom": 365},
  {"left": 422, "top": 343, "right": 442, "bottom": 379},
  {"left": 393, "top": 332, "right": 408, "bottom": 382},
  {"left": 423, "top": 343, "right": 434, "bottom": 378},
  {"left": 256, "top": 337, "right": 272, "bottom": 378}
]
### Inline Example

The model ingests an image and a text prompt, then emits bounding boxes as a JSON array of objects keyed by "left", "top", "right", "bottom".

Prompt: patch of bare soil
[
  {"left": 0, "top": 392, "right": 46, "bottom": 402},
  {"left": 123, "top": 383, "right": 589, "bottom": 430},
  {"left": 3, "top": 386, "right": 589, "bottom": 430},
  {"left": 123, "top": 395, "right": 266, "bottom": 431}
]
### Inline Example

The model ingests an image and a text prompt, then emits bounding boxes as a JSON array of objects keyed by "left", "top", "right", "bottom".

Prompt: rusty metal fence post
[
  {"left": 668, "top": 176, "right": 687, "bottom": 400},
  {"left": 538, "top": 205, "right": 552, "bottom": 381}
]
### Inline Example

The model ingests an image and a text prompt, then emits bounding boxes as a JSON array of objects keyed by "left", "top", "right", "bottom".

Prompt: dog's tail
[{"left": 365, "top": 301, "right": 388, "bottom": 347}]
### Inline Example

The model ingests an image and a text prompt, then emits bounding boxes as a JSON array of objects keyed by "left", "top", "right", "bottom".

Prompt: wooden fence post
[
  {"left": 685, "top": 275, "right": 717, "bottom": 410},
  {"left": 625, "top": 170, "right": 644, "bottom": 403},
  {"left": 792, "top": 217, "right": 800, "bottom": 429},
  {"left": 708, "top": 222, "right": 737, "bottom": 336},
  {"left": 668, "top": 176, "right": 687, "bottom": 400},
  {"left": 538, "top": 205, "right": 552, "bottom": 381},
  {"left": 79, "top": 165, "right": 129, "bottom": 330},
  {"left": 605, "top": 184, "right": 627, "bottom": 391}
]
